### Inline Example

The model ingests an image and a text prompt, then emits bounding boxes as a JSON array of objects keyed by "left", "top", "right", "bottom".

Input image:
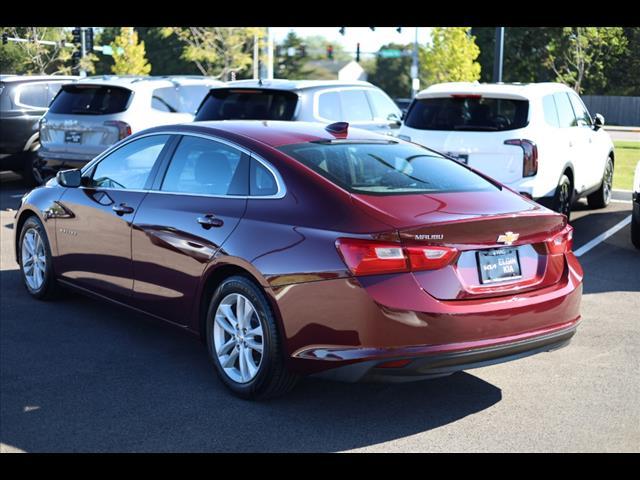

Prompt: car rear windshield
[
  {"left": 404, "top": 96, "right": 529, "bottom": 131},
  {"left": 48, "top": 85, "right": 132, "bottom": 115},
  {"left": 278, "top": 141, "right": 498, "bottom": 195},
  {"left": 195, "top": 88, "right": 298, "bottom": 121}
]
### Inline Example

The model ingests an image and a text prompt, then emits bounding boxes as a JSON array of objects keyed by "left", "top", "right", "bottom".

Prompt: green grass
[{"left": 613, "top": 141, "right": 640, "bottom": 190}]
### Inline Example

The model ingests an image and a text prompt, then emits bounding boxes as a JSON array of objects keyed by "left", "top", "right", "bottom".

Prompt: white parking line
[{"left": 574, "top": 215, "right": 632, "bottom": 257}]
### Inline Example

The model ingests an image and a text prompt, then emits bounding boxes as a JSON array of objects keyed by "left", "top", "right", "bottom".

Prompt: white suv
[
  {"left": 38, "top": 75, "right": 224, "bottom": 178},
  {"left": 399, "top": 82, "right": 615, "bottom": 217}
]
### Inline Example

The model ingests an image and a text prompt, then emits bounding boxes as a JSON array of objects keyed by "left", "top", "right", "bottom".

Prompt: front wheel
[
  {"left": 553, "top": 174, "right": 573, "bottom": 220},
  {"left": 19, "top": 216, "right": 59, "bottom": 299},
  {"left": 205, "top": 276, "right": 299, "bottom": 400},
  {"left": 587, "top": 156, "right": 614, "bottom": 209}
]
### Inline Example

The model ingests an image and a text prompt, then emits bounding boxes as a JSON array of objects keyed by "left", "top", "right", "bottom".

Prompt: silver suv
[
  {"left": 38, "top": 75, "right": 224, "bottom": 176},
  {"left": 194, "top": 79, "right": 402, "bottom": 135}
]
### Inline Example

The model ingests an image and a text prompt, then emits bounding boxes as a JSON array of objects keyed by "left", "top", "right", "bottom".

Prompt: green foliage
[
  {"left": 546, "top": 27, "right": 627, "bottom": 94},
  {"left": 605, "top": 28, "right": 640, "bottom": 96},
  {"left": 110, "top": 27, "right": 151, "bottom": 75},
  {"left": 137, "top": 27, "right": 200, "bottom": 76},
  {"left": 162, "top": 27, "right": 260, "bottom": 80},
  {"left": 366, "top": 43, "right": 413, "bottom": 98},
  {"left": 275, "top": 31, "right": 311, "bottom": 79},
  {"left": 420, "top": 27, "right": 481, "bottom": 87}
]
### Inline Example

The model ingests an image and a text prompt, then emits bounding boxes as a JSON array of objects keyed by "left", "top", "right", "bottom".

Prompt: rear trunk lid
[{"left": 351, "top": 189, "right": 568, "bottom": 300}]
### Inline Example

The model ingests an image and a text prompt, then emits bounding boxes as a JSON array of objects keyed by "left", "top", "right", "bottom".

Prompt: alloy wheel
[
  {"left": 213, "top": 293, "right": 264, "bottom": 384},
  {"left": 21, "top": 228, "right": 47, "bottom": 290},
  {"left": 603, "top": 160, "right": 613, "bottom": 204},
  {"left": 558, "top": 182, "right": 570, "bottom": 216}
]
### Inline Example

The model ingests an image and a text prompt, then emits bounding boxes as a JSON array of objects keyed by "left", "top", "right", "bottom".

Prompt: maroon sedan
[{"left": 14, "top": 121, "right": 583, "bottom": 399}]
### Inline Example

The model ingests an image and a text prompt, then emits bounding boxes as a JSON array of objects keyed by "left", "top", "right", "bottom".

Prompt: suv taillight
[
  {"left": 335, "top": 238, "right": 458, "bottom": 276},
  {"left": 104, "top": 120, "right": 132, "bottom": 140},
  {"left": 505, "top": 139, "right": 538, "bottom": 178},
  {"left": 545, "top": 225, "right": 574, "bottom": 254}
]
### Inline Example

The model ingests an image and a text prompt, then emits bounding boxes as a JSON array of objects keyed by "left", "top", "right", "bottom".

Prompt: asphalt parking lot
[{"left": 0, "top": 171, "right": 638, "bottom": 453}]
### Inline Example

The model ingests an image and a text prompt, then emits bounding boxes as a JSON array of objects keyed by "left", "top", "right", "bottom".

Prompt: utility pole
[
  {"left": 253, "top": 33, "right": 259, "bottom": 79},
  {"left": 493, "top": 27, "right": 505, "bottom": 83},
  {"left": 411, "top": 27, "right": 420, "bottom": 98},
  {"left": 79, "top": 27, "right": 87, "bottom": 78},
  {"left": 267, "top": 27, "right": 274, "bottom": 79}
]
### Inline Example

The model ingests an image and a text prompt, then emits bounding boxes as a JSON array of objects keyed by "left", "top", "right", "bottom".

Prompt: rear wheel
[
  {"left": 21, "top": 145, "right": 46, "bottom": 187},
  {"left": 19, "top": 216, "right": 59, "bottom": 300},
  {"left": 632, "top": 205, "right": 640, "bottom": 249},
  {"left": 553, "top": 174, "right": 573, "bottom": 220},
  {"left": 587, "top": 156, "right": 614, "bottom": 209},
  {"left": 205, "top": 276, "right": 299, "bottom": 400}
]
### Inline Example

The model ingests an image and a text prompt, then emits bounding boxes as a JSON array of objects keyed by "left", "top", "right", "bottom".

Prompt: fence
[{"left": 582, "top": 95, "right": 640, "bottom": 127}]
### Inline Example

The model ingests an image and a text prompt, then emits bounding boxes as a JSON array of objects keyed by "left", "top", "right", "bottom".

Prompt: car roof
[
  {"left": 0, "top": 75, "right": 79, "bottom": 83},
  {"left": 416, "top": 82, "right": 574, "bottom": 99},
  {"left": 152, "top": 120, "right": 395, "bottom": 148},
  {"left": 74, "top": 75, "right": 224, "bottom": 90},
  {"left": 224, "top": 78, "right": 375, "bottom": 91}
]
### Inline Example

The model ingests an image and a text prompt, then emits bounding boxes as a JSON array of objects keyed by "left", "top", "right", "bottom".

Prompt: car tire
[
  {"left": 18, "top": 215, "right": 60, "bottom": 300},
  {"left": 587, "top": 156, "right": 614, "bottom": 209},
  {"left": 553, "top": 174, "right": 573, "bottom": 220},
  {"left": 205, "top": 275, "right": 299, "bottom": 400},
  {"left": 632, "top": 207, "right": 640, "bottom": 250},
  {"left": 21, "top": 144, "right": 46, "bottom": 187}
]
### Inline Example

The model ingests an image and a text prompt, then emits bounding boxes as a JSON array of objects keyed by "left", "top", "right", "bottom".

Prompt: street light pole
[
  {"left": 493, "top": 27, "right": 504, "bottom": 83},
  {"left": 79, "top": 27, "right": 87, "bottom": 78},
  {"left": 267, "top": 27, "right": 274, "bottom": 80},
  {"left": 411, "top": 26, "right": 419, "bottom": 98}
]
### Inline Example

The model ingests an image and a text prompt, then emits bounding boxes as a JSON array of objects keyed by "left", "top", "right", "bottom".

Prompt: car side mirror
[
  {"left": 593, "top": 113, "right": 605, "bottom": 130},
  {"left": 56, "top": 168, "right": 82, "bottom": 188},
  {"left": 387, "top": 113, "right": 402, "bottom": 127}
]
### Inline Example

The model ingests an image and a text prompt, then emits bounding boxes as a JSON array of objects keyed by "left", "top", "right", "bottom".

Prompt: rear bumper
[
  {"left": 310, "top": 320, "right": 578, "bottom": 382},
  {"left": 38, "top": 146, "right": 101, "bottom": 166}
]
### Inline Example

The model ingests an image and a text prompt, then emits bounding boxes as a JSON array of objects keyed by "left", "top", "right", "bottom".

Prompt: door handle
[
  {"left": 197, "top": 214, "right": 224, "bottom": 229},
  {"left": 112, "top": 203, "right": 135, "bottom": 216}
]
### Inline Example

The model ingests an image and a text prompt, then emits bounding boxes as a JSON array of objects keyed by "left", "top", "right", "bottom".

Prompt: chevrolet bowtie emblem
[{"left": 497, "top": 231, "right": 519, "bottom": 245}]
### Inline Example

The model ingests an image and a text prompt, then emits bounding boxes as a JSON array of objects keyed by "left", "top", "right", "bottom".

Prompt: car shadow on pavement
[{"left": 0, "top": 268, "right": 502, "bottom": 453}]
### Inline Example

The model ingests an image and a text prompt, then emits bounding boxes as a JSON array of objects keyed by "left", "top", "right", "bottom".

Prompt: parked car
[
  {"left": 194, "top": 79, "right": 402, "bottom": 135},
  {"left": 394, "top": 97, "right": 412, "bottom": 116},
  {"left": 398, "top": 82, "right": 615, "bottom": 218},
  {"left": 37, "top": 75, "right": 224, "bottom": 181},
  {"left": 0, "top": 75, "right": 78, "bottom": 185},
  {"left": 15, "top": 120, "right": 583, "bottom": 399},
  {"left": 632, "top": 161, "right": 640, "bottom": 249}
]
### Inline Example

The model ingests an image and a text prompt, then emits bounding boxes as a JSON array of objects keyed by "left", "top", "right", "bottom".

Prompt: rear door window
[
  {"left": 160, "top": 136, "right": 249, "bottom": 196},
  {"left": 339, "top": 89, "right": 374, "bottom": 122},
  {"left": 366, "top": 89, "right": 401, "bottom": 122},
  {"left": 404, "top": 96, "right": 529, "bottom": 131},
  {"left": 542, "top": 94, "right": 560, "bottom": 127},
  {"left": 568, "top": 92, "right": 592, "bottom": 127},
  {"left": 250, "top": 159, "right": 278, "bottom": 196},
  {"left": 317, "top": 91, "right": 342, "bottom": 121},
  {"left": 152, "top": 85, "right": 211, "bottom": 114},
  {"left": 48, "top": 85, "right": 132, "bottom": 115},
  {"left": 195, "top": 89, "right": 298, "bottom": 121},
  {"left": 16, "top": 83, "right": 49, "bottom": 108},
  {"left": 553, "top": 92, "right": 577, "bottom": 128}
]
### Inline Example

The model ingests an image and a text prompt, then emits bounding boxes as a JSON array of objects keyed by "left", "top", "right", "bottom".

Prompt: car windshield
[
  {"left": 48, "top": 85, "right": 132, "bottom": 115},
  {"left": 405, "top": 96, "right": 529, "bottom": 131},
  {"left": 195, "top": 88, "right": 298, "bottom": 121},
  {"left": 278, "top": 141, "right": 499, "bottom": 195}
]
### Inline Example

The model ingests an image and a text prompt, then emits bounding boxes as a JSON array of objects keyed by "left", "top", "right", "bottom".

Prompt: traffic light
[
  {"left": 84, "top": 27, "right": 93, "bottom": 52},
  {"left": 339, "top": 27, "right": 346, "bottom": 36},
  {"left": 2, "top": 32, "right": 7, "bottom": 45},
  {"left": 71, "top": 27, "right": 82, "bottom": 45},
  {"left": 326, "top": 44, "right": 333, "bottom": 60},
  {"left": 356, "top": 43, "right": 360, "bottom": 63}
]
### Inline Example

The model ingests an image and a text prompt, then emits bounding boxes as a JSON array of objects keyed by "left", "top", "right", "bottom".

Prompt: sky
[{"left": 271, "top": 27, "right": 432, "bottom": 54}]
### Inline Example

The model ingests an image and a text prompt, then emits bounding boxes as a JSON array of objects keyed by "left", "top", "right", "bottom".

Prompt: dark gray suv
[
  {"left": 0, "top": 75, "right": 77, "bottom": 185},
  {"left": 195, "top": 79, "right": 402, "bottom": 135}
]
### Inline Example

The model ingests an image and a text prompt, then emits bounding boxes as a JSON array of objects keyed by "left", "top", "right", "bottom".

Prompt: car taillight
[
  {"left": 104, "top": 120, "right": 132, "bottom": 140},
  {"left": 505, "top": 139, "right": 538, "bottom": 177},
  {"left": 335, "top": 238, "right": 458, "bottom": 276},
  {"left": 546, "top": 225, "right": 574, "bottom": 254}
]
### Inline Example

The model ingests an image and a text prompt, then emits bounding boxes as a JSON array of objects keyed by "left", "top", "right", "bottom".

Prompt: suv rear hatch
[
  {"left": 402, "top": 93, "right": 532, "bottom": 185},
  {"left": 40, "top": 84, "right": 133, "bottom": 158},
  {"left": 195, "top": 88, "right": 298, "bottom": 121}
]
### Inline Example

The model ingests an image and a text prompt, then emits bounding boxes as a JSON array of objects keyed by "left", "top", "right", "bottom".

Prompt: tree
[
  {"left": 110, "top": 27, "right": 151, "bottom": 75},
  {"left": 605, "top": 27, "right": 640, "bottom": 96},
  {"left": 137, "top": 27, "right": 200, "bottom": 76},
  {"left": 545, "top": 27, "right": 627, "bottom": 94},
  {"left": 367, "top": 43, "right": 413, "bottom": 98},
  {"left": 0, "top": 27, "right": 97, "bottom": 75},
  {"left": 420, "top": 27, "right": 481, "bottom": 87},
  {"left": 275, "top": 31, "right": 311, "bottom": 79},
  {"left": 162, "top": 27, "right": 260, "bottom": 80}
]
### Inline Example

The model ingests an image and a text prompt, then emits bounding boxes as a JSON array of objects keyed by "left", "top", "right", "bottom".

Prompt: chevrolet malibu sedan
[{"left": 14, "top": 120, "right": 583, "bottom": 399}]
